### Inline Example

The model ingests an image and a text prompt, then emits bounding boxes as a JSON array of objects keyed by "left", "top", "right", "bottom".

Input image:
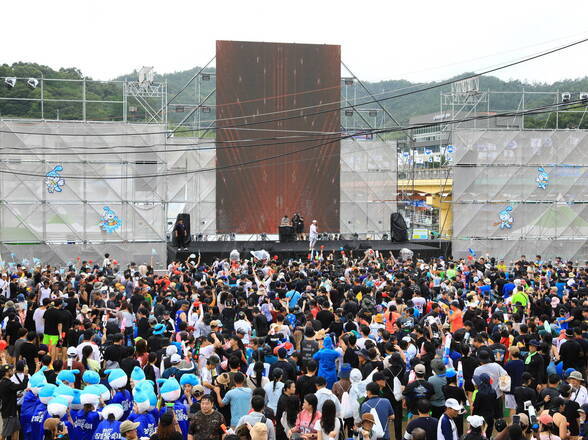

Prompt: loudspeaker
[
  {"left": 390, "top": 213, "right": 408, "bottom": 242},
  {"left": 174, "top": 213, "right": 191, "bottom": 245},
  {"left": 279, "top": 226, "right": 295, "bottom": 243}
]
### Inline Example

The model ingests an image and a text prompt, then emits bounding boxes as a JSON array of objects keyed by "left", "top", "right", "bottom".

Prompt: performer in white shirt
[{"left": 309, "top": 219, "right": 319, "bottom": 259}]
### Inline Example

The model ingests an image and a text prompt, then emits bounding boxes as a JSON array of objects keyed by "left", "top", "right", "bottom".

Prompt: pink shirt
[{"left": 295, "top": 410, "right": 322, "bottom": 434}]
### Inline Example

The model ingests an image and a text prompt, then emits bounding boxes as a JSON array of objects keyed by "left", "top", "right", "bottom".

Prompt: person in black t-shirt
[
  {"left": 173, "top": 218, "right": 188, "bottom": 250},
  {"left": 404, "top": 399, "right": 438, "bottom": 440},
  {"left": 296, "top": 359, "right": 318, "bottom": 401}
]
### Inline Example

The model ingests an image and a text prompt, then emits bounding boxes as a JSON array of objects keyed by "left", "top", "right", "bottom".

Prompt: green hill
[{"left": 2, "top": 62, "right": 587, "bottom": 129}]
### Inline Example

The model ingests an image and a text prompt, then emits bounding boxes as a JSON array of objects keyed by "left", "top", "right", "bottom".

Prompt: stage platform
[{"left": 168, "top": 239, "right": 451, "bottom": 264}]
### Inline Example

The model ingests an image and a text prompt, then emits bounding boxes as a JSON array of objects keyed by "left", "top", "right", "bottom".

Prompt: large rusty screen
[{"left": 216, "top": 40, "right": 341, "bottom": 233}]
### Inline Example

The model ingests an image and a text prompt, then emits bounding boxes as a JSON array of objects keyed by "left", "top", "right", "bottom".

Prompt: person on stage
[
  {"left": 309, "top": 219, "right": 318, "bottom": 259},
  {"left": 292, "top": 212, "right": 304, "bottom": 240},
  {"left": 280, "top": 215, "right": 292, "bottom": 227},
  {"left": 173, "top": 218, "right": 188, "bottom": 250}
]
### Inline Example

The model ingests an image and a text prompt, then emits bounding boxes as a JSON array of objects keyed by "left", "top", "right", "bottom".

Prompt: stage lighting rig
[
  {"left": 4, "top": 77, "right": 16, "bottom": 88},
  {"left": 26, "top": 78, "right": 39, "bottom": 89},
  {"left": 561, "top": 92, "right": 571, "bottom": 103}
]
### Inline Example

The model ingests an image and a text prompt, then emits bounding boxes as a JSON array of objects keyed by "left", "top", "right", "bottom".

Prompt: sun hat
[
  {"left": 120, "top": 421, "right": 140, "bottom": 434},
  {"left": 467, "top": 415, "right": 485, "bottom": 428},
  {"left": 445, "top": 398, "right": 465, "bottom": 413},
  {"left": 568, "top": 371, "right": 584, "bottom": 381}
]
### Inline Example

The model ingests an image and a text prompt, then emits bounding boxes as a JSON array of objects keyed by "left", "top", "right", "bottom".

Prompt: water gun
[
  {"left": 457, "top": 360, "right": 464, "bottom": 388},
  {"left": 443, "top": 333, "right": 452, "bottom": 365}
]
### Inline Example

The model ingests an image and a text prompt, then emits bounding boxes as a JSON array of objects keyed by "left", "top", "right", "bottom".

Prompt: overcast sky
[{"left": 5, "top": 0, "right": 588, "bottom": 84}]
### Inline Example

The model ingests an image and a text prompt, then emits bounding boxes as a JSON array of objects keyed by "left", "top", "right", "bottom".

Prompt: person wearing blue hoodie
[
  {"left": 158, "top": 377, "right": 190, "bottom": 439},
  {"left": 312, "top": 335, "right": 341, "bottom": 388},
  {"left": 104, "top": 369, "right": 133, "bottom": 420},
  {"left": 93, "top": 404, "right": 124, "bottom": 440},
  {"left": 71, "top": 400, "right": 101, "bottom": 440},
  {"left": 128, "top": 390, "right": 157, "bottom": 439},
  {"left": 20, "top": 388, "right": 39, "bottom": 438}
]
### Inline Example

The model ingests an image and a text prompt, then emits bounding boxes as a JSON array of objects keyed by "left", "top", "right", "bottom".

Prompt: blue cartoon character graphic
[
  {"left": 45, "top": 165, "right": 65, "bottom": 193},
  {"left": 496, "top": 206, "right": 514, "bottom": 230},
  {"left": 99, "top": 206, "right": 122, "bottom": 233},
  {"left": 536, "top": 167, "right": 549, "bottom": 190}
]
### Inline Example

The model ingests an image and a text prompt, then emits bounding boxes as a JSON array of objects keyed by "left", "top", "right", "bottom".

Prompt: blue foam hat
[
  {"left": 152, "top": 323, "right": 165, "bottom": 335},
  {"left": 180, "top": 374, "right": 199, "bottom": 387},
  {"left": 83, "top": 370, "right": 100, "bottom": 385},
  {"left": 131, "top": 366, "right": 145, "bottom": 383},
  {"left": 30, "top": 366, "right": 48, "bottom": 394},
  {"left": 80, "top": 385, "right": 102, "bottom": 406},
  {"left": 95, "top": 383, "right": 111, "bottom": 402},
  {"left": 57, "top": 369, "right": 79, "bottom": 385},
  {"left": 47, "top": 396, "right": 69, "bottom": 418},
  {"left": 104, "top": 368, "right": 128, "bottom": 390},
  {"left": 100, "top": 403, "right": 124, "bottom": 421},
  {"left": 157, "top": 377, "right": 181, "bottom": 402},
  {"left": 55, "top": 384, "right": 75, "bottom": 403},
  {"left": 134, "top": 389, "right": 150, "bottom": 414},
  {"left": 39, "top": 383, "right": 57, "bottom": 404}
]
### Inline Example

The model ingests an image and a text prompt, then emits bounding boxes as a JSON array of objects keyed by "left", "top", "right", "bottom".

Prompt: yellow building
[{"left": 398, "top": 177, "right": 453, "bottom": 238}]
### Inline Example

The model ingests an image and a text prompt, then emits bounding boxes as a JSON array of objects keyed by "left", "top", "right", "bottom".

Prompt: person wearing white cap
[
  {"left": 437, "top": 398, "right": 464, "bottom": 440},
  {"left": 309, "top": 220, "right": 318, "bottom": 259},
  {"left": 463, "top": 415, "right": 485, "bottom": 440}
]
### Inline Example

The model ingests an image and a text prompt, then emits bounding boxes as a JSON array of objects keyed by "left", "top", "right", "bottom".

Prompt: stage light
[
  {"left": 175, "top": 106, "right": 185, "bottom": 113},
  {"left": 580, "top": 93, "right": 588, "bottom": 103},
  {"left": 229, "top": 233, "right": 236, "bottom": 241},
  {"left": 260, "top": 233, "right": 268, "bottom": 241},
  {"left": 352, "top": 233, "right": 359, "bottom": 240},
  {"left": 201, "top": 74, "right": 211, "bottom": 81},
  {"left": 196, "top": 233, "right": 203, "bottom": 241},
  {"left": 4, "top": 77, "right": 16, "bottom": 88},
  {"left": 344, "top": 78, "right": 354, "bottom": 86},
  {"left": 382, "top": 233, "right": 389, "bottom": 240},
  {"left": 26, "top": 78, "right": 39, "bottom": 89},
  {"left": 201, "top": 106, "right": 211, "bottom": 113},
  {"left": 561, "top": 92, "right": 571, "bottom": 103},
  {"left": 344, "top": 110, "right": 353, "bottom": 117},
  {"left": 368, "top": 110, "right": 377, "bottom": 117}
]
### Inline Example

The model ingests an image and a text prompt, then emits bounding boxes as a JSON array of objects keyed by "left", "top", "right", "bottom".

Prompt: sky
[{"left": 4, "top": 0, "right": 588, "bottom": 84}]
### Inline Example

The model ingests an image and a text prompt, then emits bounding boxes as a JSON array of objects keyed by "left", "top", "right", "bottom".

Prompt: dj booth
[{"left": 278, "top": 225, "right": 296, "bottom": 242}]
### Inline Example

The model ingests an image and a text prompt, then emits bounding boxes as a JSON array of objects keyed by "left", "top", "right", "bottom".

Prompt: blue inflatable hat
[
  {"left": 57, "top": 369, "right": 79, "bottom": 385},
  {"left": 180, "top": 374, "right": 199, "bottom": 387},
  {"left": 104, "top": 368, "right": 128, "bottom": 390},
  {"left": 30, "top": 366, "right": 48, "bottom": 394},
  {"left": 39, "top": 383, "right": 57, "bottom": 405},
  {"left": 83, "top": 370, "right": 100, "bottom": 385},
  {"left": 101, "top": 403, "right": 124, "bottom": 421},
  {"left": 134, "top": 389, "right": 150, "bottom": 414},
  {"left": 157, "top": 377, "right": 181, "bottom": 402},
  {"left": 131, "top": 366, "right": 145, "bottom": 383},
  {"left": 80, "top": 385, "right": 102, "bottom": 406},
  {"left": 47, "top": 396, "right": 70, "bottom": 418}
]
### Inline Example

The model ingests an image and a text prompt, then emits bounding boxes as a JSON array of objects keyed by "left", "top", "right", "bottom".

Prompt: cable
[
  {"left": 2, "top": 36, "right": 586, "bottom": 137},
  {"left": 0, "top": 99, "right": 582, "bottom": 179}
]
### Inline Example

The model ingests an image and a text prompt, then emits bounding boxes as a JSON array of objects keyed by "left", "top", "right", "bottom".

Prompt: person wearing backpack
[{"left": 382, "top": 352, "right": 405, "bottom": 440}]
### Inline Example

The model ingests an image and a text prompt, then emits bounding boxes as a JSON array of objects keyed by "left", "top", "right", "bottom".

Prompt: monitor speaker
[{"left": 390, "top": 213, "right": 408, "bottom": 242}]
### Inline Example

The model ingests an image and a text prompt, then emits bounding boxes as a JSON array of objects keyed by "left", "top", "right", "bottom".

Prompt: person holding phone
[{"left": 43, "top": 418, "right": 69, "bottom": 440}]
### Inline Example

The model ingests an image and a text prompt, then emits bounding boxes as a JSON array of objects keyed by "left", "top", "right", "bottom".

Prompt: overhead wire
[
  {"left": 1, "top": 35, "right": 587, "bottom": 138},
  {"left": 0, "top": 99, "right": 584, "bottom": 179}
]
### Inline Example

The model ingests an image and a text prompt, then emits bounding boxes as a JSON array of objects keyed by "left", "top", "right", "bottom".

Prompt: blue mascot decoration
[
  {"left": 497, "top": 206, "right": 514, "bottom": 230},
  {"left": 99, "top": 207, "right": 122, "bottom": 233},
  {"left": 45, "top": 165, "right": 65, "bottom": 193},
  {"left": 536, "top": 167, "right": 549, "bottom": 190}
]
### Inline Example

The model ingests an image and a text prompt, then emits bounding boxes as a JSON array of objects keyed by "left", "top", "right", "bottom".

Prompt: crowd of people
[{"left": 0, "top": 250, "right": 586, "bottom": 440}]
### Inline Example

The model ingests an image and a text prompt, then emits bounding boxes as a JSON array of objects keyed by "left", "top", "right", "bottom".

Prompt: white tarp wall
[
  {"left": 0, "top": 121, "right": 167, "bottom": 267},
  {"left": 340, "top": 138, "right": 397, "bottom": 237},
  {"left": 166, "top": 137, "right": 216, "bottom": 236},
  {"left": 452, "top": 129, "right": 588, "bottom": 261}
]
